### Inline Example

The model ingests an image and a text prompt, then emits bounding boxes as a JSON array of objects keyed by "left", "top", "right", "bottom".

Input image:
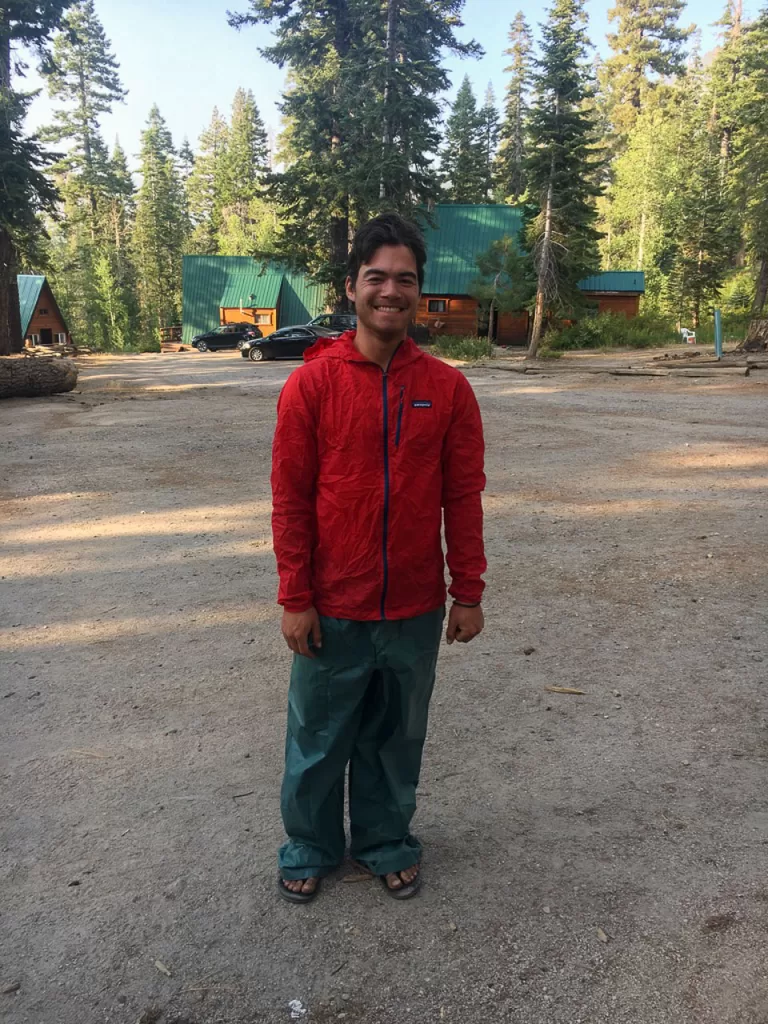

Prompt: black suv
[
  {"left": 191, "top": 323, "right": 263, "bottom": 351},
  {"left": 307, "top": 313, "right": 357, "bottom": 332}
]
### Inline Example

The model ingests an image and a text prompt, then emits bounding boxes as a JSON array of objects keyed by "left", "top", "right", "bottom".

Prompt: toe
[
  {"left": 301, "top": 878, "right": 317, "bottom": 894},
  {"left": 385, "top": 872, "right": 403, "bottom": 889}
]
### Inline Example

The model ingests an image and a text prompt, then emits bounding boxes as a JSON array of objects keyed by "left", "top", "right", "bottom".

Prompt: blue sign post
[{"left": 714, "top": 308, "right": 723, "bottom": 360}]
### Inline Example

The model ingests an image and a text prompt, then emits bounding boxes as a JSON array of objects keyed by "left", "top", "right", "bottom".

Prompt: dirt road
[{"left": 2, "top": 352, "right": 767, "bottom": 1024}]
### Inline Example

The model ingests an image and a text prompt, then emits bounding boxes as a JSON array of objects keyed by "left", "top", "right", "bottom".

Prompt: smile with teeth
[{"left": 375, "top": 305, "right": 404, "bottom": 312}]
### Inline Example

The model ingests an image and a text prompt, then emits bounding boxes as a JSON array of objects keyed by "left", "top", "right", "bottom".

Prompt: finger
[
  {"left": 445, "top": 623, "right": 457, "bottom": 645},
  {"left": 296, "top": 633, "right": 315, "bottom": 659},
  {"left": 285, "top": 636, "right": 300, "bottom": 654},
  {"left": 311, "top": 618, "right": 323, "bottom": 649}
]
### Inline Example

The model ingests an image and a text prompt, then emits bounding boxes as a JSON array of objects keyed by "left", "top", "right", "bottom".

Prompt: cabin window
[
  {"left": 56, "top": 333, "right": 67, "bottom": 344},
  {"left": 38, "top": 308, "right": 49, "bottom": 315},
  {"left": 254, "top": 313, "right": 272, "bottom": 324},
  {"left": 428, "top": 299, "right": 447, "bottom": 313}
]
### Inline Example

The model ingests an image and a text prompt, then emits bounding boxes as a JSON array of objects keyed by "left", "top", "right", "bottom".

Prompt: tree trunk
[
  {"left": 741, "top": 317, "right": 768, "bottom": 352},
  {"left": 528, "top": 174, "right": 554, "bottom": 357},
  {"left": 751, "top": 255, "right": 768, "bottom": 315},
  {"left": 0, "top": 228, "right": 23, "bottom": 356},
  {"left": 0, "top": 356, "right": 78, "bottom": 398},
  {"left": 380, "top": 0, "right": 398, "bottom": 201}
]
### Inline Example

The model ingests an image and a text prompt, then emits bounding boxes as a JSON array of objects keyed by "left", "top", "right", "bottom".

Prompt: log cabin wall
[
  {"left": 221, "top": 307, "right": 277, "bottom": 332},
  {"left": 497, "top": 311, "right": 529, "bottom": 345},
  {"left": 591, "top": 294, "right": 641, "bottom": 317},
  {"left": 417, "top": 295, "right": 479, "bottom": 336},
  {"left": 25, "top": 284, "right": 70, "bottom": 345}
]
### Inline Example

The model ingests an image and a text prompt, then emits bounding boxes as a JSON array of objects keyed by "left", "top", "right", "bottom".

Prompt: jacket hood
[{"left": 303, "top": 330, "right": 424, "bottom": 369}]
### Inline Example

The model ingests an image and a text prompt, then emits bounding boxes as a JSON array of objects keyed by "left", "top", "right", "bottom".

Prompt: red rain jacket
[{"left": 271, "top": 331, "right": 486, "bottom": 621}]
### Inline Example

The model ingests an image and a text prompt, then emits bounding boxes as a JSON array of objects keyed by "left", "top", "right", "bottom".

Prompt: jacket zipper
[
  {"left": 395, "top": 386, "right": 405, "bottom": 448},
  {"left": 380, "top": 370, "right": 390, "bottom": 619}
]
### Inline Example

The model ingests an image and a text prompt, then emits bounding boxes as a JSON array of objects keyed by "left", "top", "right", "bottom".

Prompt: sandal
[
  {"left": 380, "top": 866, "right": 421, "bottom": 900},
  {"left": 277, "top": 874, "right": 321, "bottom": 904}
]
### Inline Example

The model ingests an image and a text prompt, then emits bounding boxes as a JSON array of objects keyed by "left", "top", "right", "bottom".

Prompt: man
[{"left": 271, "top": 213, "right": 486, "bottom": 903}]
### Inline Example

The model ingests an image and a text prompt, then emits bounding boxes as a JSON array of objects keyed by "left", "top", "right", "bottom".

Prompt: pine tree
[
  {"left": 727, "top": 5, "right": 768, "bottom": 312},
  {"left": 603, "top": 0, "right": 693, "bottom": 135},
  {"left": 133, "top": 106, "right": 186, "bottom": 337},
  {"left": 496, "top": 12, "right": 533, "bottom": 204},
  {"left": 186, "top": 107, "right": 229, "bottom": 255},
  {"left": 0, "top": 0, "right": 69, "bottom": 355},
  {"left": 217, "top": 88, "right": 276, "bottom": 255},
  {"left": 526, "top": 0, "right": 604, "bottom": 355},
  {"left": 44, "top": 0, "right": 126, "bottom": 216},
  {"left": 441, "top": 75, "right": 487, "bottom": 203},
  {"left": 229, "top": 0, "right": 480, "bottom": 304},
  {"left": 42, "top": 0, "right": 129, "bottom": 347},
  {"left": 477, "top": 84, "right": 500, "bottom": 201}
]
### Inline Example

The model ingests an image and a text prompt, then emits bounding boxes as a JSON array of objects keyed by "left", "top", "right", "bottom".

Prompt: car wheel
[
  {"left": 196, "top": 340, "right": 209, "bottom": 352},
  {"left": 249, "top": 347, "right": 265, "bottom": 361}
]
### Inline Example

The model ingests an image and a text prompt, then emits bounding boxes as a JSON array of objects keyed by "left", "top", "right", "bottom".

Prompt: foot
[
  {"left": 281, "top": 877, "right": 318, "bottom": 896},
  {"left": 384, "top": 864, "right": 419, "bottom": 891}
]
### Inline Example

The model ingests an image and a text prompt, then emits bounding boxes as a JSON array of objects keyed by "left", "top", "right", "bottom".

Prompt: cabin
[
  {"left": 417, "top": 205, "right": 645, "bottom": 345},
  {"left": 181, "top": 211, "right": 645, "bottom": 348},
  {"left": 181, "top": 258, "right": 327, "bottom": 345},
  {"left": 576, "top": 272, "right": 645, "bottom": 318},
  {"left": 18, "top": 275, "right": 71, "bottom": 347}
]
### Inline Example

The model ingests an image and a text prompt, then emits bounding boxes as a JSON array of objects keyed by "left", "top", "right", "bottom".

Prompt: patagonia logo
[{"left": 412, "top": 400, "right": 432, "bottom": 409}]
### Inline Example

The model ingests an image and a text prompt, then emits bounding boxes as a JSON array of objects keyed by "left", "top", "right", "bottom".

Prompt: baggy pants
[{"left": 279, "top": 607, "right": 444, "bottom": 879}]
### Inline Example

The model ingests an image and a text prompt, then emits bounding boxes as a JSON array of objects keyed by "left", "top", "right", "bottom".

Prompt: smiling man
[{"left": 271, "top": 213, "right": 486, "bottom": 903}]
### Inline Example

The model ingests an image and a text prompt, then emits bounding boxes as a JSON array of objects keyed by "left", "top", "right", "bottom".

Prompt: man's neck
[{"left": 353, "top": 324, "right": 405, "bottom": 370}]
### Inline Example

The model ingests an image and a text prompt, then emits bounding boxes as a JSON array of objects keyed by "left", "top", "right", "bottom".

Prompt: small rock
[
  {"left": 543, "top": 905, "right": 551, "bottom": 914},
  {"left": 164, "top": 728, "right": 178, "bottom": 736},
  {"left": 523, "top": 646, "right": 536, "bottom": 656},
  {"left": 612, "top": 690, "right": 621, "bottom": 697},
  {"left": 448, "top": 921, "right": 458, "bottom": 931},
  {"left": 597, "top": 927, "right": 609, "bottom": 943},
  {"left": 67, "top": 879, "right": 80, "bottom": 887},
  {"left": 2, "top": 982, "right": 21, "bottom": 995}
]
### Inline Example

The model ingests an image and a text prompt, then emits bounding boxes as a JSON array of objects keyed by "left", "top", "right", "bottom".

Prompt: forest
[{"left": 1, "top": 0, "right": 767, "bottom": 355}]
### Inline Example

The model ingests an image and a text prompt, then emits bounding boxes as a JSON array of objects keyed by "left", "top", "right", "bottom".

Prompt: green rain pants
[{"left": 279, "top": 606, "right": 444, "bottom": 880}]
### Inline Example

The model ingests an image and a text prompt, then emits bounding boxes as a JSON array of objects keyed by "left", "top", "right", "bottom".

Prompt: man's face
[{"left": 346, "top": 244, "right": 420, "bottom": 341}]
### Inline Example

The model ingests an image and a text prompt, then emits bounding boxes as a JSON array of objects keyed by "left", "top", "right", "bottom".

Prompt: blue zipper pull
[{"left": 395, "top": 385, "right": 405, "bottom": 448}]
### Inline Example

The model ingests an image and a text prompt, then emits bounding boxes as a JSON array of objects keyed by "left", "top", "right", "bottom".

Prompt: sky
[{"left": 21, "top": 0, "right": 750, "bottom": 167}]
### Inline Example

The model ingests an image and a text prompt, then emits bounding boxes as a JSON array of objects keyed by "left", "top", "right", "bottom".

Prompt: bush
[
  {"left": 693, "top": 314, "right": 751, "bottom": 347},
  {"left": 430, "top": 335, "right": 494, "bottom": 361},
  {"left": 544, "top": 312, "right": 678, "bottom": 352}
]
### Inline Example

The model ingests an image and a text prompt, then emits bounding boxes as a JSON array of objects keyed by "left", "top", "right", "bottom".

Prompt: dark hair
[{"left": 347, "top": 213, "right": 427, "bottom": 291}]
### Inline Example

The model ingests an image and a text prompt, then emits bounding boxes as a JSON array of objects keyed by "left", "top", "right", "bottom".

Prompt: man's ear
[{"left": 345, "top": 276, "right": 355, "bottom": 303}]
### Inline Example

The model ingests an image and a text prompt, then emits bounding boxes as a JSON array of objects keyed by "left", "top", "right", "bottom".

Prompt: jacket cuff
[
  {"left": 279, "top": 596, "right": 315, "bottom": 613},
  {"left": 448, "top": 580, "right": 485, "bottom": 606}
]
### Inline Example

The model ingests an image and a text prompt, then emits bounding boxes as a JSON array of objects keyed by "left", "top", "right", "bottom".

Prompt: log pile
[{"left": 0, "top": 355, "right": 78, "bottom": 398}]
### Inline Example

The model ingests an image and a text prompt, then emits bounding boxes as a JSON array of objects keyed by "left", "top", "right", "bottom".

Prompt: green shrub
[
  {"left": 544, "top": 312, "right": 678, "bottom": 351},
  {"left": 431, "top": 335, "right": 494, "bottom": 361},
  {"left": 693, "top": 314, "right": 750, "bottom": 347}
]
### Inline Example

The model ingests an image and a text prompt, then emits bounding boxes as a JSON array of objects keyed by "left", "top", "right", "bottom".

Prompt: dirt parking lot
[{"left": 2, "top": 351, "right": 768, "bottom": 1024}]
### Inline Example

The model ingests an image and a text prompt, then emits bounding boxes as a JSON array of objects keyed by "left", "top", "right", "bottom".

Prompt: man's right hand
[{"left": 281, "top": 607, "right": 322, "bottom": 658}]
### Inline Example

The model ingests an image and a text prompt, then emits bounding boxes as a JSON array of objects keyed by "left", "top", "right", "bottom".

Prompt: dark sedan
[
  {"left": 241, "top": 325, "right": 338, "bottom": 362},
  {"left": 307, "top": 312, "right": 357, "bottom": 332},
  {"left": 191, "top": 323, "right": 262, "bottom": 351}
]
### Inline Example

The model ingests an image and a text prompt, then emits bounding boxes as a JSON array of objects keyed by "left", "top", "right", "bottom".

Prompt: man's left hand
[{"left": 446, "top": 603, "right": 484, "bottom": 645}]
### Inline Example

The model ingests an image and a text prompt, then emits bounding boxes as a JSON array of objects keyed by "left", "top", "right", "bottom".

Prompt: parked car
[
  {"left": 191, "top": 323, "right": 262, "bottom": 351},
  {"left": 241, "top": 325, "right": 339, "bottom": 362},
  {"left": 307, "top": 313, "right": 357, "bottom": 332}
]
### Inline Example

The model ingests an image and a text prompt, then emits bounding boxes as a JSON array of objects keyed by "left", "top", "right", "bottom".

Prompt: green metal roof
[
  {"left": 578, "top": 271, "right": 645, "bottom": 294},
  {"left": 278, "top": 271, "right": 328, "bottom": 326},
  {"left": 219, "top": 265, "right": 284, "bottom": 310},
  {"left": 421, "top": 205, "right": 524, "bottom": 295},
  {"left": 17, "top": 275, "right": 45, "bottom": 335}
]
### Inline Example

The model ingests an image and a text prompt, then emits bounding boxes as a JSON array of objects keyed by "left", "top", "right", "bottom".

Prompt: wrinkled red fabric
[{"left": 271, "top": 331, "right": 486, "bottom": 620}]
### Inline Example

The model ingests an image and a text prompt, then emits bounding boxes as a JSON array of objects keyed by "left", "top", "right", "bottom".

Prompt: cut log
[{"left": 0, "top": 355, "right": 78, "bottom": 398}]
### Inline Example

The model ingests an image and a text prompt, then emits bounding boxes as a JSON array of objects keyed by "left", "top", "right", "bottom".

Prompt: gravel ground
[{"left": 1, "top": 351, "right": 768, "bottom": 1024}]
